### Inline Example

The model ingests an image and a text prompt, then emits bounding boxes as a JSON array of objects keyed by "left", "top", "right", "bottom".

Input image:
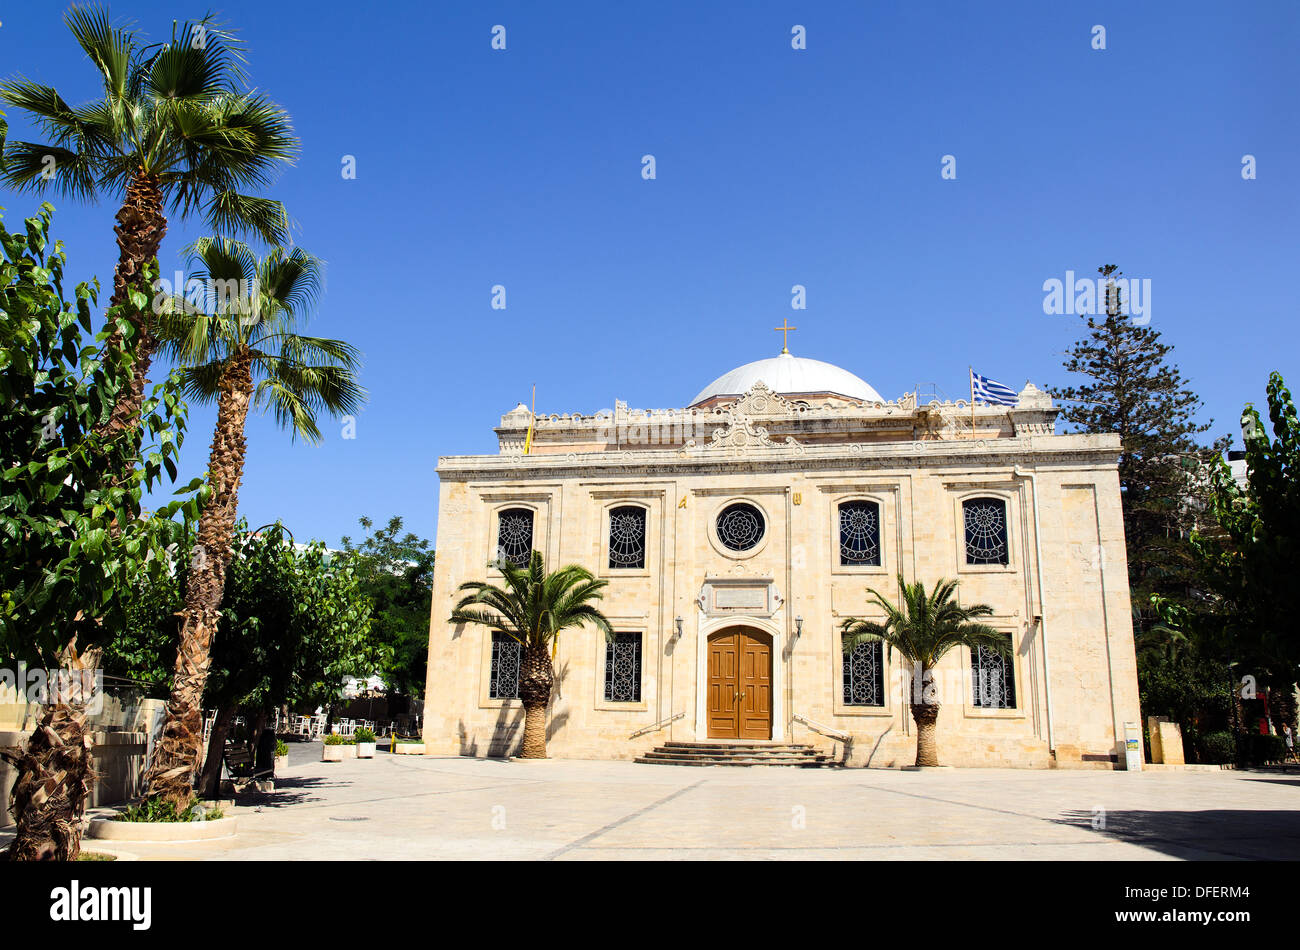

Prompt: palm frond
[
  {"left": 197, "top": 190, "right": 289, "bottom": 244},
  {"left": 65, "top": 4, "right": 138, "bottom": 100},
  {"left": 176, "top": 360, "right": 226, "bottom": 403},
  {"left": 449, "top": 551, "right": 615, "bottom": 651},
  {"left": 253, "top": 245, "right": 323, "bottom": 323},
  {"left": 0, "top": 141, "right": 100, "bottom": 200},
  {"left": 840, "top": 574, "right": 1002, "bottom": 671},
  {"left": 252, "top": 376, "right": 321, "bottom": 443},
  {"left": 145, "top": 16, "right": 246, "bottom": 101}
]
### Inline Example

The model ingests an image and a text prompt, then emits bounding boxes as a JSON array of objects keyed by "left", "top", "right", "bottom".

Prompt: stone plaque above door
[{"left": 698, "top": 578, "right": 782, "bottom": 618}]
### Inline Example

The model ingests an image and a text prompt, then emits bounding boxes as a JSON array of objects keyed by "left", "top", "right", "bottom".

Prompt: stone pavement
[{"left": 9, "top": 743, "right": 1294, "bottom": 860}]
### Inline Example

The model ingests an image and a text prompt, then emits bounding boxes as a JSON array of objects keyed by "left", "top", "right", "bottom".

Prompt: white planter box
[
  {"left": 321, "top": 745, "right": 351, "bottom": 762},
  {"left": 88, "top": 813, "right": 236, "bottom": 842},
  {"left": 356, "top": 742, "right": 376, "bottom": 758},
  {"left": 392, "top": 743, "right": 425, "bottom": 755},
  {"left": 274, "top": 754, "right": 289, "bottom": 773}
]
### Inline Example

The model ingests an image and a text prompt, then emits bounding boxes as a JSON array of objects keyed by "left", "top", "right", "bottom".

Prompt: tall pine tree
[{"left": 1053, "top": 265, "right": 1228, "bottom": 633}]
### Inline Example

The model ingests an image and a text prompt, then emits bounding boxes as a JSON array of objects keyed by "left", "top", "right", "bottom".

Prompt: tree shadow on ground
[
  {"left": 1054, "top": 808, "right": 1300, "bottom": 860},
  {"left": 456, "top": 700, "right": 570, "bottom": 760},
  {"left": 232, "top": 774, "right": 352, "bottom": 809}
]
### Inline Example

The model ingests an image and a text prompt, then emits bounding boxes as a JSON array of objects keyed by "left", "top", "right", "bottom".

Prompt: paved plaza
[{"left": 14, "top": 742, "right": 1296, "bottom": 861}]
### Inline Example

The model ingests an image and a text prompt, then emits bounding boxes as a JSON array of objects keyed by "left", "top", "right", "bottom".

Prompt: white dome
[{"left": 690, "top": 352, "right": 882, "bottom": 406}]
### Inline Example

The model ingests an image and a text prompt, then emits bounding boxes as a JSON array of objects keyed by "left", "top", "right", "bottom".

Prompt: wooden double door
[{"left": 706, "top": 627, "right": 772, "bottom": 740}]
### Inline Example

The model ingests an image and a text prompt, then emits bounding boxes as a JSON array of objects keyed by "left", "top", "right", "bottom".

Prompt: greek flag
[{"left": 971, "top": 370, "right": 1018, "bottom": 407}]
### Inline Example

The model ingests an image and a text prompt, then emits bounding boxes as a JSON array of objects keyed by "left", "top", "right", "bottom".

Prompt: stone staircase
[{"left": 635, "top": 740, "right": 833, "bottom": 767}]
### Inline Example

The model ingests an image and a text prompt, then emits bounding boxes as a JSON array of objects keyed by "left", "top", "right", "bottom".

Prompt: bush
[
  {"left": 1198, "top": 731, "right": 1235, "bottom": 764},
  {"left": 323, "top": 733, "right": 354, "bottom": 746},
  {"left": 275, "top": 740, "right": 289, "bottom": 757},
  {"left": 114, "top": 799, "right": 224, "bottom": 823},
  {"left": 1239, "top": 733, "right": 1287, "bottom": 765},
  {"left": 354, "top": 727, "right": 376, "bottom": 743}
]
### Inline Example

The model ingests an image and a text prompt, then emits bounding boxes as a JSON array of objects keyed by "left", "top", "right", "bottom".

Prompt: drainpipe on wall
[{"left": 1015, "top": 466, "right": 1055, "bottom": 755}]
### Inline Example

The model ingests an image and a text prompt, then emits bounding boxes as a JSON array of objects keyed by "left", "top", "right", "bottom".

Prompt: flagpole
[{"left": 969, "top": 366, "right": 976, "bottom": 438}]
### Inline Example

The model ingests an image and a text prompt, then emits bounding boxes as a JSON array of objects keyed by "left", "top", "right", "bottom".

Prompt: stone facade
[{"left": 422, "top": 375, "right": 1141, "bottom": 769}]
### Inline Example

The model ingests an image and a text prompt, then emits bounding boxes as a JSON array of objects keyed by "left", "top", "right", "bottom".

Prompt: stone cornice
[
  {"left": 493, "top": 380, "right": 1061, "bottom": 453},
  {"left": 438, "top": 432, "right": 1121, "bottom": 481}
]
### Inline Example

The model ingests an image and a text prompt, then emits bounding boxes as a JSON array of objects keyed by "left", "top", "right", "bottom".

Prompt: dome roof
[{"left": 689, "top": 352, "right": 883, "bottom": 406}]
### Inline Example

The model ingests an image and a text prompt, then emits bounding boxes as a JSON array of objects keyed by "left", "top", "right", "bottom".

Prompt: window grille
[
  {"left": 608, "top": 506, "right": 647, "bottom": 569},
  {"left": 839, "top": 500, "right": 882, "bottom": 566},
  {"left": 489, "top": 632, "right": 521, "bottom": 699},
  {"left": 842, "top": 638, "right": 885, "bottom": 706},
  {"left": 497, "top": 508, "right": 534, "bottom": 567},
  {"left": 963, "top": 498, "right": 1009, "bottom": 565},
  {"left": 604, "top": 633, "right": 642, "bottom": 702},
  {"left": 971, "top": 638, "right": 1016, "bottom": 709},
  {"left": 716, "top": 502, "right": 765, "bottom": 552}
]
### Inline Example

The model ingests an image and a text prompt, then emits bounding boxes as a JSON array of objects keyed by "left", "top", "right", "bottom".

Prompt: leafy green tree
[
  {"left": 1137, "top": 642, "right": 1234, "bottom": 762},
  {"left": 283, "top": 546, "right": 376, "bottom": 714},
  {"left": 195, "top": 525, "right": 373, "bottom": 797},
  {"left": 0, "top": 204, "right": 199, "bottom": 860},
  {"left": 841, "top": 576, "right": 1008, "bottom": 767},
  {"left": 1192, "top": 372, "right": 1300, "bottom": 689},
  {"left": 450, "top": 551, "right": 613, "bottom": 758},
  {"left": 1, "top": 4, "right": 297, "bottom": 437},
  {"left": 1053, "top": 265, "right": 1229, "bottom": 635},
  {"left": 103, "top": 521, "right": 376, "bottom": 798},
  {"left": 143, "top": 237, "right": 365, "bottom": 807},
  {"left": 340, "top": 515, "right": 434, "bottom": 702}
]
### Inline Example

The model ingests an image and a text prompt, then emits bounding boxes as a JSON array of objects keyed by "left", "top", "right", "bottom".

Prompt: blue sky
[{"left": 2, "top": 1, "right": 1296, "bottom": 547}]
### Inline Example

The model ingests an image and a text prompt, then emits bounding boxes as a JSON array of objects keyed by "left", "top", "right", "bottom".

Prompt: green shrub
[
  {"left": 275, "top": 740, "right": 289, "bottom": 757},
  {"left": 114, "top": 800, "right": 224, "bottom": 823},
  {"left": 323, "top": 733, "right": 354, "bottom": 745},
  {"left": 354, "top": 727, "right": 376, "bottom": 743},
  {"left": 1240, "top": 733, "right": 1286, "bottom": 764},
  {"left": 1198, "top": 731, "right": 1235, "bottom": 764}
]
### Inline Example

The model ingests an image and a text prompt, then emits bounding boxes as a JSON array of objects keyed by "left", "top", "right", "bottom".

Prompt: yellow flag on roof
[{"left": 523, "top": 384, "right": 536, "bottom": 455}]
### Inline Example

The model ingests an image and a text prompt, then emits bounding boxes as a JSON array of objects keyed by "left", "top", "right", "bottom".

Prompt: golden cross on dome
[{"left": 774, "top": 318, "right": 797, "bottom": 354}]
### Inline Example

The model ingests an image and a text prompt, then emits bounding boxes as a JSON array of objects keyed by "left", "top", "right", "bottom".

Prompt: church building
[{"left": 421, "top": 336, "right": 1140, "bottom": 768}]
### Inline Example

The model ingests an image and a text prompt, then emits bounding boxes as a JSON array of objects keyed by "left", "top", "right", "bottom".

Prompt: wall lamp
[
  {"left": 674, "top": 616, "right": 684, "bottom": 639},
  {"left": 794, "top": 616, "right": 803, "bottom": 638}
]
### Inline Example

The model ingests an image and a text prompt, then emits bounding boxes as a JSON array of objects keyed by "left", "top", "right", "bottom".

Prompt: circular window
[{"left": 716, "top": 502, "right": 766, "bottom": 552}]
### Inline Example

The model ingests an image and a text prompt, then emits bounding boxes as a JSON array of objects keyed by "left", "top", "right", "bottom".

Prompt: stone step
[
  {"left": 635, "top": 753, "right": 831, "bottom": 767},
  {"left": 661, "top": 742, "right": 819, "bottom": 751},
  {"left": 637, "top": 740, "right": 835, "bottom": 768},
  {"left": 639, "top": 750, "right": 821, "bottom": 761}
]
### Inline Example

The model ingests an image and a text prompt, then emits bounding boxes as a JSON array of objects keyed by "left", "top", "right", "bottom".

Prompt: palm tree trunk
[
  {"left": 144, "top": 353, "right": 253, "bottom": 807},
  {"left": 910, "top": 701, "right": 941, "bottom": 767},
  {"left": 197, "top": 704, "right": 236, "bottom": 801},
  {"left": 517, "top": 644, "right": 554, "bottom": 759},
  {"left": 99, "top": 170, "right": 168, "bottom": 440},
  {"left": 1, "top": 640, "right": 100, "bottom": 861}
]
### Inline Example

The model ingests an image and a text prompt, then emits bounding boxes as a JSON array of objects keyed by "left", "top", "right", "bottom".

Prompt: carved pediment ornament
[
  {"left": 707, "top": 411, "right": 803, "bottom": 451},
  {"left": 730, "top": 380, "right": 798, "bottom": 418}
]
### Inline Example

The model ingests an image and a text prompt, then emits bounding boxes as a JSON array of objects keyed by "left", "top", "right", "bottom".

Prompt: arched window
[
  {"left": 608, "top": 506, "right": 647, "bottom": 569},
  {"left": 839, "top": 500, "right": 881, "bottom": 566},
  {"left": 971, "top": 636, "right": 1016, "bottom": 709},
  {"left": 963, "top": 498, "right": 1008, "bottom": 565},
  {"left": 497, "top": 508, "right": 533, "bottom": 567},
  {"left": 716, "top": 502, "right": 765, "bottom": 552},
  {"left": 842, "top": 637, "right": 884, "bottom": 706},
  {"left": 489, "top": 632, "right": 521, "bottom": 699}
]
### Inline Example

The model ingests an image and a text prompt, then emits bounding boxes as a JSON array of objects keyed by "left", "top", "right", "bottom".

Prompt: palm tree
[
  {"left": 841, "top": 575, "right": 1009, "bottom": 767},
  {"left": 0, "top": 5, "right": 298, "bottom": 438},
  {"left": 143, "top": 237, "right": 364, "bottom": 806},
  {"left": 450, "top": 551, "right": 614, "bottom": 758}
]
